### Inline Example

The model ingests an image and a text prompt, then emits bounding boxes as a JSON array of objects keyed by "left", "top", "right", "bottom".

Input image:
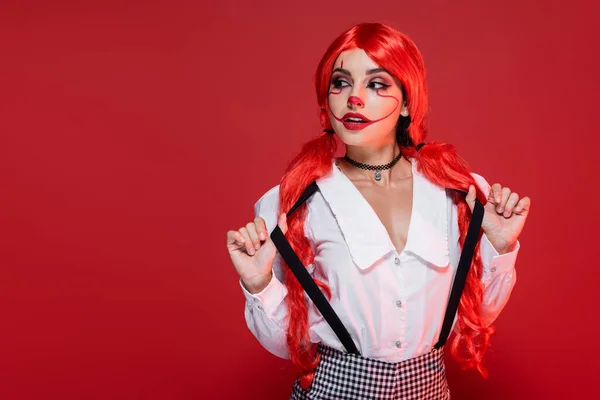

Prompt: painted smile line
[{"left": 329, "top": 92, "right": 400, "bottom": 131}]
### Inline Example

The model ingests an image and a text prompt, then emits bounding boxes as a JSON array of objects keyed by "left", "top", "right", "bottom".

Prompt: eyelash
[
  {"left": 369, "top": 81, "right": 391, "bottom": 90},
  {"left": 331, "top": 78, "right": 391, "bottom": 90}
]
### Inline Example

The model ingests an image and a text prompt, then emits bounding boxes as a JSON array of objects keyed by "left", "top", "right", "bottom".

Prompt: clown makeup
[{"left": 328, "top": 48, "right": 405, "bottom": 146}]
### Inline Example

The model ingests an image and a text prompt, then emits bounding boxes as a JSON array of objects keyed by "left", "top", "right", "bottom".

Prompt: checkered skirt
[{"left": 290, "top": 343, "right": 450, "bottom": 399}]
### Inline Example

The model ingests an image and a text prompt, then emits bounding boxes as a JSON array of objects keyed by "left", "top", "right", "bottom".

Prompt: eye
[
  {"left": 331, "top": 78, "right": 350, "bottom": 88},
  {"left": 369, "top": 81, "right": 391, "bottom": 90}
]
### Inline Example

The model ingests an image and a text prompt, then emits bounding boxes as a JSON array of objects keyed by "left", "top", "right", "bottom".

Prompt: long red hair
[{"left": 277, "top": 22, "right": 494, "bottom": 389}]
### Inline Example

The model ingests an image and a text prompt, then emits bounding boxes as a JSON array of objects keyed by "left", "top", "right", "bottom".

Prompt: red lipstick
[{"left": 335, "top": 112, "right": 373, "bottom": 131}]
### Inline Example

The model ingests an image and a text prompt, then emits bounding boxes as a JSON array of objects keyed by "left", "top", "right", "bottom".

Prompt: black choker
[{"left": 343, "top": 151, "right": 403, "bottom": 181}]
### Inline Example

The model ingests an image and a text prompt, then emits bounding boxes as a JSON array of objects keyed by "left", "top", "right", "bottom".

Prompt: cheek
[
  {"left": 327, "top": 91, "right": 346, "bottom": 111},
  {"left": 368, "top": 90, "right": 400, "bottom": 114}
]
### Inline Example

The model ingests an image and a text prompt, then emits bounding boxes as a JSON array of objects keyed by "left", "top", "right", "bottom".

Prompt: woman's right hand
[{"left": 226, "top": 212, "right": 288, "bottom": 294}]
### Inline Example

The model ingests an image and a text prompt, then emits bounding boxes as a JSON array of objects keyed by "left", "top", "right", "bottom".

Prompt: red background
[{"left": 1, "top": 0, "right": 598, "bottom": 399}]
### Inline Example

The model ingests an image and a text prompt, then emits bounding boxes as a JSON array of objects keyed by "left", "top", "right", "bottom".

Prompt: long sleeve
[
  {"left": 471, "top": 173, "right": 519, "bottom": 327},
  {"left": 239, "top": 185, "right": 293, "bottom": 359},
  {"left": 240, "top": 263, "right": 291, "bottom": 359},
  {"left": 479, "top": 233, "right": 518, "bottom": 326}
]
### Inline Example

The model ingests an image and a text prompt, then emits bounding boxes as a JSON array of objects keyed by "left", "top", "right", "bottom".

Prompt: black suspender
[
  {"left": 434, "top": 196, "right": 484, "bottom": 349},
  {"left": 270, "top": 181, "right": 360, "bottom": 355},
  {"left": 269, "top": 180, "right": 484, "bottom": 356}
]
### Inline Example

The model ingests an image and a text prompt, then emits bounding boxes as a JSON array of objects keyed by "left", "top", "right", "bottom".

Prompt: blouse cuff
[
  {"left": 239, "top": 273, "right": 288, "bottom": 318},
  {"left": 480, "top": 233, "right": 520, "bottom": 275}
]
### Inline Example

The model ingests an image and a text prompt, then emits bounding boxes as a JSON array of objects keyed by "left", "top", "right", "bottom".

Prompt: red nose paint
[{"left": 347, "top": 96, "right": 363, "bottom": 106}]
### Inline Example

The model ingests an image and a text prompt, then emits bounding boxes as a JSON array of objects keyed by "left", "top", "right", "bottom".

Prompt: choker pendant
[{"left": 343, "top": 151, "right": 403, "bottom": 182}]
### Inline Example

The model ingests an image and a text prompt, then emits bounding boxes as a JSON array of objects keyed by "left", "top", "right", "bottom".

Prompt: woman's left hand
[{"left": 466, "top": 183, "right": 531, "bottom": 254}]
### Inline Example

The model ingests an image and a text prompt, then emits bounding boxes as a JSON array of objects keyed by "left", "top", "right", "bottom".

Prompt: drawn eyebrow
[
  {"left": 366, "top": 68, "right": 388, "bottom": 75},
  {"left": 332, "top": 67, "right": 390, "bottom": 76},
  {"left": 332, "top": 68, "right": 352, "bottom": 76}
]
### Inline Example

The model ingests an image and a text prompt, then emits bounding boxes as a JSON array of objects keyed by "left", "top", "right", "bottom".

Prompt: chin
[
  {"left": 336, "top": 125, "right": 384, "bottom": 144},
  {"left": 336, "top": 130, "right": 364, "bottom": 146}
]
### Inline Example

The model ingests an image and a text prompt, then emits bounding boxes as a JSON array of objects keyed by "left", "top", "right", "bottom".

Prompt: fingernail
[
  {"left": 255, "top": 243, "right": 260, "bottom": 251},
  {"left": 248, "top": 248, "right": 255, "bottom": 255},
  {"left": 259, "top": 232, "right": 266, "bottom": 240}
]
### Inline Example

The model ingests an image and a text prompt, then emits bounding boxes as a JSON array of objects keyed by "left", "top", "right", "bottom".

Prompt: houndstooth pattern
[{"left": 290, "top": 343, "right": 450, "bottom": 400}]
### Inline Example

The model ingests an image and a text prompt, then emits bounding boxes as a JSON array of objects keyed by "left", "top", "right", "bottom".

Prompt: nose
[{"left": 347, "top": 95, "right": 364, "bottom": 108}]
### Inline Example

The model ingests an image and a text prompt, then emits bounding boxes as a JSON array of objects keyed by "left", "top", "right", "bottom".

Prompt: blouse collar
[{"left": 315, "top": 157, "right": 450, "bottom": 270}]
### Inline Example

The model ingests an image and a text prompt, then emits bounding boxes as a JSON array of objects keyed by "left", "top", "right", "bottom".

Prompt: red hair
[{"left": 277, "top": 22, "right": 494, "bottom": 389}]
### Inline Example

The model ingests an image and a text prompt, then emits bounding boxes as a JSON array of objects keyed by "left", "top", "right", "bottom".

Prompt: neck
[
  {"left": 338, "top": 142, "right": 411, "bottom": 185},
  {"left": 344, "top": 142, "right": 400, "bottom": 166}
]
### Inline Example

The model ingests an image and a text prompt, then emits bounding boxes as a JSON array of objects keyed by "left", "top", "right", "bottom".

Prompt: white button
[
  {"left": 394, "top": 257, "right": 401, "bottom": 266},
  {"left": 396, "top": 300, "right": 402, "bottom": 308},
  {"left": 395, "top": 340, "right": 402, "bottom": 348}
]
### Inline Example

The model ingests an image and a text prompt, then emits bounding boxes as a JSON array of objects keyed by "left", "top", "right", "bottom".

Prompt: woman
[{"left": 226, "top": 22, "right": 530, "bottom": 399}]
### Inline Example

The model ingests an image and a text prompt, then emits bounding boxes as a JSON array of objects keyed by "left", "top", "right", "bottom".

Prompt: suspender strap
[
  {"left": 269, "top": 181, "right": 361, "bottom": 355},
  {"left": 434, "top": 198, "right": 485, "bottom": 349},
  {"left": 269, "top": 180, "right": 485, "bottom": 354}
]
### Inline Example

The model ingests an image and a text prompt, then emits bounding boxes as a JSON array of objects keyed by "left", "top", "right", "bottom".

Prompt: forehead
[{"left": 333, "top": 48, "right": 380, "bottom": 70}]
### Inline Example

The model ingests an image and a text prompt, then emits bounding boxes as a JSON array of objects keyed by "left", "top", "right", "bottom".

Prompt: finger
[
  {"left": 254, "top": 216, "right": 268, "bottom": 241},
  {"left": 246, "top": 221, "right": 261, "bottom": 251},
  {"left": 278, "top": 212, "right": 288, "bottom": 235},
  {"left": 226, "top": 230, "right": 246, "bottom": 249},
  {"left": 239, "top": 227, "right": 255, "bottom": 255},
  {"left": 497, "top": 187, "right": 511, "bottom": 213},
  {"left": 514, "top": 196, "right": 531, "bottom": 214},
  {"left": 502, "top": 192, "right": 519, "bottom": 218},
  {"left": 466, "top": 184, "right": 476, "bottom": 212},
  {"left": 490, "top": 183, "right": 502, "bottom": 204}
]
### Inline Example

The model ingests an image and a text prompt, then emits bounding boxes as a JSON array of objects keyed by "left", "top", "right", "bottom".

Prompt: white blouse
[{"left": 239, "top": 156, "right": 519, "bottom": 363}]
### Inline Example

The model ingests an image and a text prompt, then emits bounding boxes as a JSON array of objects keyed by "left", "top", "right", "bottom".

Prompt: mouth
[
  {"left": 339, "top": 113, "right": 373, "bottom": 131},
  {"left": 344, "top": 117, "right": 368, "bottom": 123},
  {"left": 342, "top": 113, "right": 371, "bottom": 123}
]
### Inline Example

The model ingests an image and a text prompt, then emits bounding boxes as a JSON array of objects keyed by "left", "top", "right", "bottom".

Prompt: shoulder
[
  {"left": 253, "top": 184, "right": 281, "bottom": 231},
  {"left": 253, "top": 183, "right": 315, "bottom": 239},
  {"left": 254, "top": 184, "right": 280, "bottom": 212},
  {"left": 412, "top": 156, "right": 490, "bottom": 194},
  {"left": 470, "top": 172, "right": 492, "bottom": 197}
]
